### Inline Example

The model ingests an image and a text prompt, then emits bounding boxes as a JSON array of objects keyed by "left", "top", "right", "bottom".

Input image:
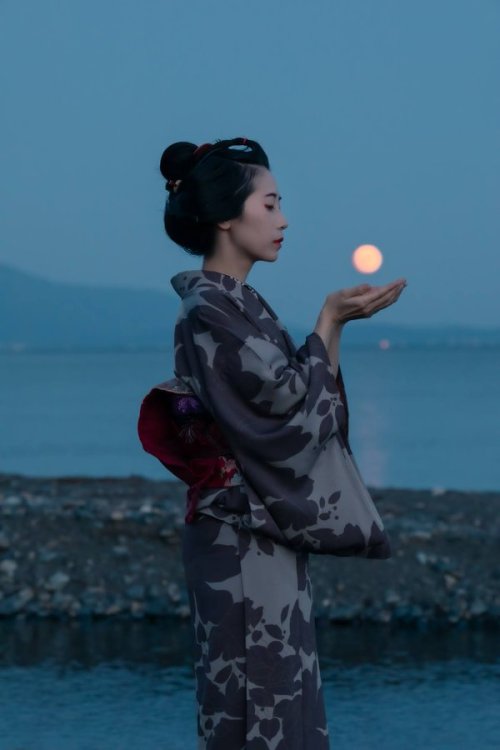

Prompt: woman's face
[{"left": 222, "top": 167, "right": 288, "bottom": 262}]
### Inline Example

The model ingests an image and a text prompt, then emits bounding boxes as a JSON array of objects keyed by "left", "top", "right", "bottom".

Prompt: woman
[{"left": 138, "top": 137, "right": 406, "bottom": 749}]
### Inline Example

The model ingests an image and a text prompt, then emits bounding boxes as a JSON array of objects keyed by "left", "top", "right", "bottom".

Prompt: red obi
[{"left": 137, "top": 378, "right": 243, "bottom": 523}]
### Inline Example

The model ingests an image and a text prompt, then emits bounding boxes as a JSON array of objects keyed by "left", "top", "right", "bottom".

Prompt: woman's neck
[{"left": 201, "top": 257, "right": 253, "bottom": 284}]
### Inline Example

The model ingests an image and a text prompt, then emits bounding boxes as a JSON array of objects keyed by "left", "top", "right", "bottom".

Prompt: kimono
[{"left": 138, "top": 269, "right": 392, "bottom": 749}]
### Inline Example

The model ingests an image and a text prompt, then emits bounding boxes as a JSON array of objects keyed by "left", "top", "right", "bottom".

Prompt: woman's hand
[{"left": 324, "top": 278, "right": 407, "bottom": 325}]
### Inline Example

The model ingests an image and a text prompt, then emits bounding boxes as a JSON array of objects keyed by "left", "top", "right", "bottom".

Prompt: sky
[{"left": 1, "top": 0, "right": 499, "bottom": 329}]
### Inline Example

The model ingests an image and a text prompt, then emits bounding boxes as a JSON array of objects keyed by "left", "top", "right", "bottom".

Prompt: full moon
[{"left": 352, "top": 244, "right": 383, "bottom": 274}]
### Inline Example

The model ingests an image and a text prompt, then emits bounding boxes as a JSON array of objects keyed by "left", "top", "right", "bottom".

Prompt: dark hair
[{"left": 159, "top": 137, "right": 270, "bottom": 257}]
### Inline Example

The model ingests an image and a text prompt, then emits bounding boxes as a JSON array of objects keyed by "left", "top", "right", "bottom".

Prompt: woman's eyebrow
[{"left": 265, "top": 192, "right": 282, "bottom": 200}]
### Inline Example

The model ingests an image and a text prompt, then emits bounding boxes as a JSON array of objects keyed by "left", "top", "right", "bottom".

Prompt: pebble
[
  {"left": 112, "top": 545, "right": 130, "bottom": 558},
  {"left": 416, "top": 551, "right": 430, "bottom": 565},
  {"left": 3, "top": 495, "right": 22, "bottom": 507},
  {"left": 126, "top": 584, "right": 145, "bottom": 600},
  {"left": 159, "top": 528, "right": 177, "bottom": 542},
  {"left": 1, "top": 473, "right": 499, "bottom": 626},
  {"left": 167, "top": 582, "right": 181, "bottom": 603},
  {"left": 411, "top": 530, "right": 433, "bottom": 541},
  {"left": 130, "top": 601, "right": 145, "bottom": 616},
  {"left": 0, "top": 559, "right": 17, "bottom": 577},
  {"left": 431, "top": 487, "right": 447, "bottom": 496},
  {"left": 470, "top": 599, "right": 488, "bottom": 616},
  {"left": 384, "top": 589, "right": 401, "bottom": 604},
  {"left": 39, "top": 549, "right": 61, "bottom": 563},
  {"left": 46, "top": 571, "right": 70, "bottom": 591},
  {"left": 0, "top": 587, "right": 34, "bottom": 615}
]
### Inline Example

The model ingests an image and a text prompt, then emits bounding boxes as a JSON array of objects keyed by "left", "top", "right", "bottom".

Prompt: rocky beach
[{"left": 0, "top": 472, "right": 499, "bottom": 628}]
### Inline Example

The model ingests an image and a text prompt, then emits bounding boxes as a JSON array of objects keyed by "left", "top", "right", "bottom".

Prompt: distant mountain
[
  {"left": 0, "top": 263, "right": 179, "bottom": 351},
  {"left": 1, "top": 263, "right": 499, "bottom": 351}
]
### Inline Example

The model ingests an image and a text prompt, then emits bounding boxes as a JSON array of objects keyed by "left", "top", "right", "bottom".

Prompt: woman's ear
[{"left": 216, "top": 220, "right": 231, "bottom": 231}]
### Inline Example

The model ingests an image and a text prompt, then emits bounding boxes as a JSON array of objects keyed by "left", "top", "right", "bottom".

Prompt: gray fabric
[
  {"left": 140, "top": 268, "right": 393, "bottom": 748},
  {"left": 170, "top": 269, "right": 391, "bottom": 559},
  {"left": 182, "top": 504, "right": 329, "bottom": 749}
]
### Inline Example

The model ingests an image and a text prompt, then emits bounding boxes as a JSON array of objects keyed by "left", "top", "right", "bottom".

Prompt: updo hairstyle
[{"left": 160, "top": 137, "right": 270, "bottom": 257}]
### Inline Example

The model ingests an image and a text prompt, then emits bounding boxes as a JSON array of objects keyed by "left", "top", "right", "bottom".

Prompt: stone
[
  {"left": 0, "top": 559, "right": 17, "bottom": 577},
  {"left": 411, "top": 530, "right": 433, "bottom": 541},
  {"left": 130, "top": 600, "right": 145, "bottom": 616},
  {"left": 126, "top": 584, "right": 145, "bottom": 600},
  {"left": 105, "top": 601, "right": 125, "bottom": 616},
  {"left": 431, "top": 487, "right": 446, "bottom": 496},
  {"left": 470, "top": 600, "right": 488, "bottom": 616},
  {"left": 46, "top": 571, "right": 70, "bottom": 591},
  {"left": 39, "top": 549, "right": 60, "bottom": 563},
  {"left": 159, "top": 528, "right": 174, "bottom": 538},
  {"left": 0, "top": 587, "right": 34, "bottom": 615},
  {"left": 384, "top": 589, "right": 401, "bottom": 604},
  {"left": 4, "top": 495, "right": 22, "bottom": 507},
  {"left": 375, "top": 609, "right": 392, "bottom": 623},
  {"left": 167, "top": 582, "right": 181, "bottom": 603},
  {"left": 112, "top": 545, "right": 130, "bottom": 558}
]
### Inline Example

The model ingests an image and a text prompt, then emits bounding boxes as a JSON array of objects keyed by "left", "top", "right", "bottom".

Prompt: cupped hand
[{"left": 325, "top": 278, "right": 407, "bottom": 325}]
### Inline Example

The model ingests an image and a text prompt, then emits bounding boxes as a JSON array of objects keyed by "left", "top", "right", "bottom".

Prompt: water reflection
[
  {"left": 0, "top": 620, "right": 499, "bottom": 750},
  {"left": 1, "top": 619, "right": 499, "bottom": 670},
  {"left": 353, "top": 397, "right": 389, "bottom": 486}
]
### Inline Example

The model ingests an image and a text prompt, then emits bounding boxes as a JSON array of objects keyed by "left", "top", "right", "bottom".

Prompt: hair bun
[{"left": 159, "top": 141, "right": 198, "bottom": 182}]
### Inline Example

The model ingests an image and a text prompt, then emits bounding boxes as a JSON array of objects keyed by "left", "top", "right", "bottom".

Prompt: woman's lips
[{"left": 273, "top": 240, "right": 283, "bottom": 246}]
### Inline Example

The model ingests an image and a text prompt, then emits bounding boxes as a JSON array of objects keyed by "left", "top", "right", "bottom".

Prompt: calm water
[
  {"left": 1, "top": 347, "right": 499, "bottom": 490},
  {"left": 0, "top": 620, "right": 498, "bottom": 750}
]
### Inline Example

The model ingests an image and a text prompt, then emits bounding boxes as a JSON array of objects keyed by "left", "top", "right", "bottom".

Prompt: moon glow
[{"left": 352, "top": 244, "right": 383, "bottom": 274}]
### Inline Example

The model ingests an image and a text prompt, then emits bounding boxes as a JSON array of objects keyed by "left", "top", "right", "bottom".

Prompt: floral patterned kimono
[{"left": 138, "top": 269, "right": 391, "bottom": 749}]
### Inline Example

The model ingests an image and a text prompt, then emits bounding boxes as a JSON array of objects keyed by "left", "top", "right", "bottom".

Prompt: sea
[
  {"left": 0, "top": 619, "right": 499, "bottom": 750},
  {"left": 1, "top": 346, "right": 499, "bottom": 749},
  {"left": 1, "top": 346, "right": 499, "bottom": 490}
]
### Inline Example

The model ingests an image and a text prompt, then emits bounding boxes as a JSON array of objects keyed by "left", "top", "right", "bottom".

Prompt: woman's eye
[{"left": 265, "top": 205, "right": 274, "bottom": 211}]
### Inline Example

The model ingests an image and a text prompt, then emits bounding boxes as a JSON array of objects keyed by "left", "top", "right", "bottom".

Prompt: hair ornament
[
  {"left": 193, "top": 137, "right": 249, "bottom": 165},
  {"left": 166, "top": 178, "right": 182, "bottom": 193},
  {"left": 193, "top": 142, "right": 214, "bottom": 160}
]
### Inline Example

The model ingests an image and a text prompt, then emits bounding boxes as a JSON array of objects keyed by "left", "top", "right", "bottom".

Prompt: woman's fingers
[
  {"left": 348, "top": 283, "right": 372, "bottom": 297},
  {"left": 347, "top": 285, "right": 400, "bottom": 317},
  {"left": 328, "top": 279, "right": 407, "bottom": 322},
  {"left": 345, "top": 279, "right": 405, "bottom": 301},
  {"left": 362, "top": 285, "right": 404, "bottom": 316}
]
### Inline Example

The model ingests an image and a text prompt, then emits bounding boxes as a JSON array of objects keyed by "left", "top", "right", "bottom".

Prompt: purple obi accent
[{"left": 171, "top": 394, "right": 208, "bottom": 418}]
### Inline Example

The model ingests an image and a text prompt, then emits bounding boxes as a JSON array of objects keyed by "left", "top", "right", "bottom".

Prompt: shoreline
[{"left": 1, "top": 473, "right": 499, "bottom": 628}]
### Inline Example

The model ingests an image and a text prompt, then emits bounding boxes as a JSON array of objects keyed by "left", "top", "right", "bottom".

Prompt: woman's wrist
[
  {"left": 321, "top": 298, "right": 345, "bottom": 329},
  {"left": 330, "top": 317, "right": 345, "bottom": 334},
  {"left": 313, "top": 306, "right": 343, "bottom": 377}
]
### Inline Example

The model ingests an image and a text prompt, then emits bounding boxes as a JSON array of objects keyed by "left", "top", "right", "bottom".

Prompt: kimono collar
[{"left": 170, "top": 269, "right": 257, "bottom": 301}]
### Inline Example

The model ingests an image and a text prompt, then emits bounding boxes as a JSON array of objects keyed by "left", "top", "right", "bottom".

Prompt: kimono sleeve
[{"left": 175, "top": 291, "right": 348, "bottom": 476}]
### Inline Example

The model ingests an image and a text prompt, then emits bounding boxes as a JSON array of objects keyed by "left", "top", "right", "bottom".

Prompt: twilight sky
[{"left": 1, "top": 0, "right": 499, "bottom": 329}]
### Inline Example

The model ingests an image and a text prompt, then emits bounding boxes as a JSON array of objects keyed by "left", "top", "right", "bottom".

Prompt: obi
[{"left": 137, "top": 377, "right": 244, "bottom": 523}]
